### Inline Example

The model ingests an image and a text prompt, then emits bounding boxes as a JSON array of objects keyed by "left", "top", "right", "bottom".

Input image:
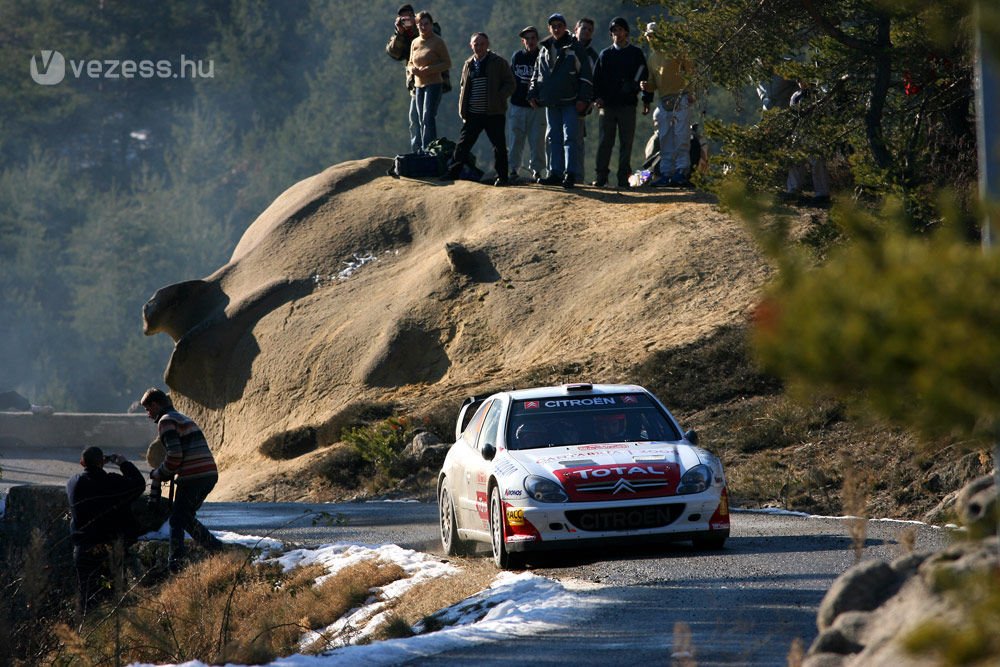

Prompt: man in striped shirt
[
  {"left": 141, "top": 387, "right": 223, "bottom": 572},
  {"left": 445, "top": 32, "right": 515, "bottom": 185}
]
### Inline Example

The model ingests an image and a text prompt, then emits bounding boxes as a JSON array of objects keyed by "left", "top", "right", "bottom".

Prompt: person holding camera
[
  {"left": 407, "top": 11, "right": 452, "bottom": 151},
  {"left": 592, "top": 17, "right": 652, "bottom": 188},
  {"left": 66, "top": 446, "right": 145, "bottom": 614},
  {"left": 140, "top": 388, "right": 224, "bottom": 574},
  {"left": 387, "top": 5, "right": 451, "bottom": 153},
  {"left": 387, "top": 5, "right": 423, "bottom": 152}
]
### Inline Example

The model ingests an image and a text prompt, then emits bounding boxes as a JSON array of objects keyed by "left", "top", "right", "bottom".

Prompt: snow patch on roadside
[
  {"left": 734, "top": 507, "right": 960, "bottom": 529},
  {"left": 132, "top": 538, "right": 599, "bottom": 667}
]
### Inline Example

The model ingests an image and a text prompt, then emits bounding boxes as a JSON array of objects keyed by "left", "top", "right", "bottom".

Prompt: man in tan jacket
[
  {"left": 445, "top": 32, "right": 516, "bottom": 185},
  {"left": 407, "top": 11, "right": 451, "bottom": 151}
]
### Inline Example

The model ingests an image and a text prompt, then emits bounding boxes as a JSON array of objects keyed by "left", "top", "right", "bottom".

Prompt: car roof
[{"left": 502, "top": 383, "right": 649, "bottom": 401}]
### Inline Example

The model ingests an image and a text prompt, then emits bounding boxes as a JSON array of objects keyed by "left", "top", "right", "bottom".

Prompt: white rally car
[{"left": 437, "top": 383, "right": 730, "bottom": 568}]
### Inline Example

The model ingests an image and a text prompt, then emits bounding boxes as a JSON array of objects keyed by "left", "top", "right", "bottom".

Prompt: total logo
[{"left": 564, "top": 464, "right": 667, "bottom": 480}]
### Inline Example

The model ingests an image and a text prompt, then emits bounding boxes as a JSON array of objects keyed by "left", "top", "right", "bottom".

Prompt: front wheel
[
  {"left": 489, "top": 486, "right": 523, "bottom": 570},
  {"left": 439, "top": 479, "right": 470, "bottom": 556}
]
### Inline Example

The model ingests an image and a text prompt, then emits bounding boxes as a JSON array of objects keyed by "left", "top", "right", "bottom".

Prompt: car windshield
[{"left": 505, "top": 393, "right": 682, "bottom": 450}]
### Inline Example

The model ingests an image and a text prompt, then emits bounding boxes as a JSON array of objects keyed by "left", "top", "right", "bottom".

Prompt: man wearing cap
[
  {"left": 572, "top": 17, "right": 599, "bottom": 182},
  {"left": 592, "top": 17, "right": 652, "bottom": 187},
  {"left": 528, "top": 12, "right": 593, "bottom": 189},
  {"left": 66, "top": 446, "right": 145, "bottom": 614},
  {"left": 386, "top": 4, "right": 450, "bottom": 153},
  {"left": 141, "top": 387, "right": 224, "bottom": 573},
  {"left": 444, "top": 32, "right": 516, "bottom": 185},
  {"left": 507, "top": 26, "right": 545, "bottom": 183},
  {"left": 640, "top": 21, "right": 697, "bottom": 187}
]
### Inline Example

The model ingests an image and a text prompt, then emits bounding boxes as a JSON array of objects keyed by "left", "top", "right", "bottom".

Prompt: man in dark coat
[
  {"left": 66, "top": 446, "right": 145, "bottom": 614},
  {"left": 592, "top": 17, "right": 653, "bottom": 187},
  {"left": 528, "top": 13, "right": 594, "bottom": 188},
  {"left": 445, "top": 32, "right": 516, "bottom": 185}
]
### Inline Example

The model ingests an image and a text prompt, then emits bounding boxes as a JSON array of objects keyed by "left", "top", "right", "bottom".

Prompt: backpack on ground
[{"left": 392, "top": 152, "right": 445, "bottom": 178}]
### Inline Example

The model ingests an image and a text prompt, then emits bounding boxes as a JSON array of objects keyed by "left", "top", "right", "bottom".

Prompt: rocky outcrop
[
  {"left": 805, "top": 474, "right": 999, "bottom": 666},
  {"left": 0, "top": 485, "right": 72, "bottom": 574},
  {"left": 401, "top": 431, "right": 448, "bottom": 468}
]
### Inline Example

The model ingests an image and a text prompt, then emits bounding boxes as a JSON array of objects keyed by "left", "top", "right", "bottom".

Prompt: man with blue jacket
[{"left": 528, "top": 13, "right": 593, "bottom": 189}]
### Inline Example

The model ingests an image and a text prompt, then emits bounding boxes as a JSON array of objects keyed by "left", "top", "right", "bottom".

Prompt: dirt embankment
[{"left": 143, "top": 157, "right": 768, "bottom": 500}]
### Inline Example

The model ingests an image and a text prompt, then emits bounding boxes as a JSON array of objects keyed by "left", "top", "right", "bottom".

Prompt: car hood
[{"left": 505, "top": 442, "right": 703, "bottom": 501}]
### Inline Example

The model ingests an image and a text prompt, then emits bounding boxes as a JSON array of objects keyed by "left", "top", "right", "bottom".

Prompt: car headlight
[
  {"left": 676, "top": 464, "right": 712, "bottom": 494},
  {"left": 524, "top": 475, "right": 568, "bottom": 503}
]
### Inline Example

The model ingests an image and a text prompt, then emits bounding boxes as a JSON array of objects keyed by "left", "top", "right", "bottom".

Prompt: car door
[
  {"left": 467, "top": 399, "right": 503, "bottom": 530},
  {"left": 454, "top": 399, "right": 492, "bottom": 528}
]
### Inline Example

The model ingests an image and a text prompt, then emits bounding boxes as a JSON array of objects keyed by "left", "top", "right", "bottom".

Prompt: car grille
[
  {"left": 565, "top": 503, "right": 685, "bottom": 532},
  {"left": 575, "top": 478, "right": 671, "bottom": 494}
]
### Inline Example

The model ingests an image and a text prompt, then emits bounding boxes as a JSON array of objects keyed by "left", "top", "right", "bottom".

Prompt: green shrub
[
  {"left": 342, "top": 416, "right": 414, "bottom": 478},
  {"left": 315, "top": 401, "right": 398, "bottom": 448}
]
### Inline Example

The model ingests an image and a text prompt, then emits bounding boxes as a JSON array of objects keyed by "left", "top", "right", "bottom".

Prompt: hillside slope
[{"left": 143, "top": 157, "right": 770, "bottom": 500}]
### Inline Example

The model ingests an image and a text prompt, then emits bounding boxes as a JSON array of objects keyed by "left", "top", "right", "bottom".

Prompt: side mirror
[
  {"left": 683, "top": 429, "right": 698, "bottom": 445},
  {"left": 482, "top": 443, "right": 496, "bottom": 461}
]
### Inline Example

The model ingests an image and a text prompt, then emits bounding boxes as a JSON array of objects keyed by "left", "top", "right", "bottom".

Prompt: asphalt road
[
  {"left": 0, "top": 443, "right": 151, "bottom": 494},
  {"left": 196, "top": 501, "right": 954, "bottom": 666}
]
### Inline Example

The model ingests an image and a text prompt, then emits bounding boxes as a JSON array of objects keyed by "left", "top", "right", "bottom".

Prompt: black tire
[
  {"left": 489, "top": 485, "right": 523, "bottom": 569},
  {"left": 692, "top": 529, "right": 729, "bottom": 551},
  {"left": 439, "top": 479, "right": 470, "bottom": 556}
]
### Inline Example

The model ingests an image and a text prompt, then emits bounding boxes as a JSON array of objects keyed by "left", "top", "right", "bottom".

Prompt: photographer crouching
[{"left": 66, "top": 447, "right": 145, "bottom": 615}]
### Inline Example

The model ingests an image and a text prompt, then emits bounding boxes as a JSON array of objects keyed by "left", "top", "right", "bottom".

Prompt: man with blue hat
[{"left": 528, "top": 12, "right": 593, "bottom": 189}]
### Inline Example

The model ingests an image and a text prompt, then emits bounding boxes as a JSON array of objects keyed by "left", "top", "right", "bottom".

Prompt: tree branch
[{"left": 799, "top": 0, "right": 879, "bottom": 55}]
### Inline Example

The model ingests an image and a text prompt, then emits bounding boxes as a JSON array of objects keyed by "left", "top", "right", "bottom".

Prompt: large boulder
[
  {"left": 142, "top": 157, "right": 771, "bottom": 499},
  {"left": 954, "top": 474, "right": 998, "bottom": 538},
  {"left": 0, "top": 485, "right": 73, "bottom": 578},
  {"left": 805, "top": 475, "right": 1000, "bottom": 666}
]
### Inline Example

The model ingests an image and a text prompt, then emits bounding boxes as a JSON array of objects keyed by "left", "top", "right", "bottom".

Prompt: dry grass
[
  {"left": 50, "top": 552, "right": 408, "bottom": 666},
  {"left": 841, "top": 463, "right": 870, "bottom": 563},
  {"left": 896, "top": 526, "right": 919, "bottom": 557},
  {"left": 671, "top": 621, "right": 697, "bottom": 666},
  {"left": 786, "top": 637, "right": 804, "bottom": 666},
  {"left": 369, "top": 557, "right": 497, "bottom": 635}
]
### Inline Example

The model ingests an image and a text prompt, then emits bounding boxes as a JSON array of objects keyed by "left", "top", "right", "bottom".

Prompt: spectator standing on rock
[
  {"left": 386, "top": 5, "right": 450, "bottom": 153},
  {"left": 529, "top": 12, "right": 593, "bottom": 189},
  {"left": 572, "top": 17, "right": 599, "bottom": 182},
  {"left": 782, "top": 80, "right": 831, "bottom": 208},
  {"left": 66, "top": 446, "right": 145, "bottom": 614},
  {"left": 407, "top": 11, "right": 452, "bottom": 151},
  {"left": 641, "top": 22, "right": 696, "bottom": 187},
  {"left": 592, "top": 17, "right": 652, "bottom": 187},
  {"left": 140, "top": 388, "right": 224, "bottom": 573},
  {"left": 445, "top": 32, "right": 516, "bottom": 185},
  {"left": 507, "top": 26, "right": 545, "bottom": 183}
]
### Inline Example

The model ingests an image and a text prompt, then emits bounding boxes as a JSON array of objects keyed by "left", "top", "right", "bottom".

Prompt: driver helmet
[{"left": 596, "top": 414, "right": 627, "bottom": 441}]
